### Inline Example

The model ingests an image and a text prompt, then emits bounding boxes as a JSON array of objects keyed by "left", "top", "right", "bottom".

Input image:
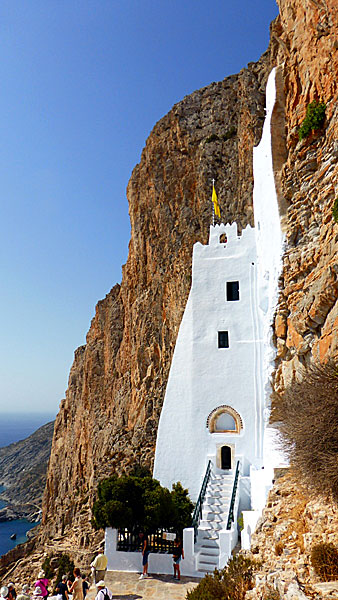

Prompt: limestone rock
[
  {"left": 0, "top": 421, "right": 54, "bottom": 515},
  {"left": 245, "top": 472, "right": 338, "bottom": 599}
]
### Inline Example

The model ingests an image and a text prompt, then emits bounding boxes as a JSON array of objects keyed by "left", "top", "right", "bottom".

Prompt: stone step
[
  {"left": 198, "top": 558, "right": 218, "bottom": 567},
  {"left": 199, "top": 520, "right": 222, "bottom": 530},
  {"left": 208, "top": 477, "right": 234, "bottom": 488},
  {"left": 205, "top": 493, "right": 231, "bottom": 501},
  {"left": 200, "top": 546, "right": 219, "bottom": 556},
  {"left": 198, "top": 567, "right": 217, "bottom": 573},
  {"left": 201, "top": 531, "right": 219, "bottom": 544},
  {"left": 198, "top": 552, "right": 218, "bottom": 565},
  {"left": 203, "top": 492, "right": 230, "bottom": 506},
  {"left": 202, "top": 511, "right": 225, "bottom": 520},
  {"left": 203, "top": 499, "right": 229, "bottom": 513},
  {"left": 201, "top": 539, "right": 219, "bottom": 549},
  {"left": 202, "top": 512, "right": 228, "bottom": 521}
]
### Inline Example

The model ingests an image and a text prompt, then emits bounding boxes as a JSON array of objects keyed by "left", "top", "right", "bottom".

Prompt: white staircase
[{"left": 195, "top": 470, "right": 236, "bottom": 573}]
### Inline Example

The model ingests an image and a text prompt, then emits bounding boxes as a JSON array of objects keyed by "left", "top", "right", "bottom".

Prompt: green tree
[{"left": 92, "top": 473, "right": 193, "bottom": 533}]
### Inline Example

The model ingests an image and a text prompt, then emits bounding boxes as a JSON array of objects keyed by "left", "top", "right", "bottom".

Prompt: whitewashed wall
[
  {"left": 154, "top": 222, "right": 265, "bottom": 501},
  {"left": 253, "top": 68, "right": 285, "bottom": 456},
  {"left": 105, "top": 527, "right": 205, "bottom": 578}
]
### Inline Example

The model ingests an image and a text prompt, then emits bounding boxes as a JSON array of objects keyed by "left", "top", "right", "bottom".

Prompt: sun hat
[
  {"left": 38, "top": 572, "right": 45, "bottom": 579},
  {"left": 0, "top": 587, "right": 9, "bottom": 598},
  {"left": 96, "top": 581, "right": 105, "bottom": 588}
]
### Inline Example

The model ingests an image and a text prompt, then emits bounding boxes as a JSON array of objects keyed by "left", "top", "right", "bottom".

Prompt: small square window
[
  {"left": 226, "top": 281, "right": 239, "bottom": 301},
  {"left": 218, "top": 331, "right": 229, "bottom": 348}
]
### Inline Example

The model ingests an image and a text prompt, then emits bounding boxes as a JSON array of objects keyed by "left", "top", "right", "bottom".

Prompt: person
[
  {"left": 138, "top": 532, "right": 150, "bottom": 579},
  {"left": 69, "top": 569, "right": 83, "bottom": 600},
  {"left": 55, "top": 576, "right": 68, "bottom": 600},
  {"left": 32, "top": 588, "right": 44, "bottom": 600},
  {"left": 94, "top": 582, "right": 112, "bottom": 600},
  {"left": 81, "top": 577, "right": 89, "bottom": 600},
  {"left": 16, "top": 585, "right": 30, "bottom": 600},
  {"left": 34, "top": 573, "right": 48, "bottom": 599},
  {"left": 173, "top": 537, "right": 184, "bottom": 580},
  {"left": 7, "top": 584, "right": 16, "bottom": 600},
  {"left": 90, "top": 553, "right": 107, "bottom": 585},
  {"left": 0, "top": 587, "right": 9, "bottom": 600}
]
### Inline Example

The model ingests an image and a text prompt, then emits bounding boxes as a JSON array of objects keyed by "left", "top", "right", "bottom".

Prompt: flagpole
[{"left": 212, "top": 178, "right": 215, "bottom": 227}]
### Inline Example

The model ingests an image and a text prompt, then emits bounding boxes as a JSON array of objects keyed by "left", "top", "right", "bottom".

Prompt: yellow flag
[{"left": 212, "top": 184, "right": 221, "bottom": 218}]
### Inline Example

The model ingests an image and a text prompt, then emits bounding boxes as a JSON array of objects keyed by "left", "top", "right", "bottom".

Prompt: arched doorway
[{"left": 221, "top": 445, "right": 232, "bottom": 470}]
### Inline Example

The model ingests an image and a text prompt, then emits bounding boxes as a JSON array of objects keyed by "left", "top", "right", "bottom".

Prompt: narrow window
[
  {"left": 226, "top": 281, "right": 239, "bottom": 301},
  {"left": 218, "top": 331, "right": 229, "bottom": 348}
]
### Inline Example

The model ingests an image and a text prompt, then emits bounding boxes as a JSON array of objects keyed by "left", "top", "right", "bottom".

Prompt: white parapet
[
  {"left": 105, "top": 526, "right": 206, "bottom": 578},
  {"left": 241, "top": 510, "right": 261, "bottom": 550}
]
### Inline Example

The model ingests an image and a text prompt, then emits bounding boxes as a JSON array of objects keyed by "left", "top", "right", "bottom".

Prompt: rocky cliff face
[
  {"left": 40, "top": 54, "right": 272, "bottom": 547},
  {"left": 246, "top": 469, "right": 338, "bottom": 599},
  {"left": 247, "top": 0, "right": 338, "bottom": 596},
  {"left": 0, "top": 421, "right": 54, "bottom": 521},
  {"left": 270, "top": 0, "right": 338, "bottom": 392}
]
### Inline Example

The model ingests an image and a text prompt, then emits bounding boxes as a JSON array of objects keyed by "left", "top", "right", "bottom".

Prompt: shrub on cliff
[
  {"left": 311, "top": 542, "right": 338, "bottom": 581},
  {"left": 274, "top": 361, "right": 338, "bottom": 500},
  {"left": 333, "top": 197, "right": 338, "bottom": 223},
  {"left": 92, "top": 471, "right": 193, "bottom": 533},
  {"left": 298, "top": 100, "right": 326, "bottom": 140},
  {"left": 186, "top": 555, "right": 258, "bottom": 600}
]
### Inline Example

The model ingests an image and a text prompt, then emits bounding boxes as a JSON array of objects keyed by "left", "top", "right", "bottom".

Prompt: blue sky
[{"left": 0, "top": 0, "right": 278, "bottom": 418}]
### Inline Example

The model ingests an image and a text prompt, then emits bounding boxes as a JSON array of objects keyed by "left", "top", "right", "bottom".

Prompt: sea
[{"left": 0, "top": 412, "right": 56, "bottom": 557}]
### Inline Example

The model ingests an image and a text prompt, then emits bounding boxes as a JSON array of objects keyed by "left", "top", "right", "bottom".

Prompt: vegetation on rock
[
  {"left": 223, "top": 126, "right": 237, "bottom": 141},
  {"left": 333, "top": 197, "right": 338, "bottom": 223},
  {"left": 186, "top": 555, "right": 259, "bottom": 600},
  {"left": 262, "top": 588, "right": 281, "bottom": 600},
  {"left": 41, "top": 553, "right": 75, "bottom": 592},
  {"left": 41, "top": 555, "right": 54, "bottom": 580},
  {"left": 274, "top": 361, "right": 338, "bottom": 500},
  {"left": 311, "top": 542, "right": 338, "bottom": 581},
  {"left": 92, "top": 468, "right": 193, "bottom": 534},
  {"left": 298, "top": 100, "right": 326, "bottom": 140},
  {"left": 54, "top": 554, "right": 75, "bottom": 588}
]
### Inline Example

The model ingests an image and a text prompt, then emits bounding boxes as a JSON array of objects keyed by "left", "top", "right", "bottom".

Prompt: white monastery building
[
  {"left": 106, "top": 68, "right": 288, "bottom": 577},
  {"left": 153, "top": 221, "right": 265, "bottom": 499}
]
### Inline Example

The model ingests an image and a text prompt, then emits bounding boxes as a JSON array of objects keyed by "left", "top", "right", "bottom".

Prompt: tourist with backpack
[{"left": 94, "top": 582, "right": 112, "bottom": 600}]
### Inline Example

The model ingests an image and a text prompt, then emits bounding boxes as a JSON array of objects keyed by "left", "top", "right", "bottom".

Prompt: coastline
[
  {"left": 0, "top": 485, "right": 39, "bottom": 558},
  {"left": 0, "top": 485, "right": 41, "bottom": 523}
]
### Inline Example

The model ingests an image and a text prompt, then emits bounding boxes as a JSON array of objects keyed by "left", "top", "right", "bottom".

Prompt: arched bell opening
[{"left": 207, "top": 405, "right": 243, "bottom": 434}]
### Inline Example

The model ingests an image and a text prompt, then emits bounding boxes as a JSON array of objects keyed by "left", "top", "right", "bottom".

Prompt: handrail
[
  {"left": 192, "top": 460, "right": 212, "bottom": 542},
  {"left": 226, "top": 460, "right": 240, "bottom": 530}
]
